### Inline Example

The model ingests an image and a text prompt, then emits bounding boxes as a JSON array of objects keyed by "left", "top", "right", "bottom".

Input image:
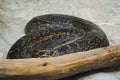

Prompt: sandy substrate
[{"left": 0, "top": 0, "right": 120, "bottom": 80}]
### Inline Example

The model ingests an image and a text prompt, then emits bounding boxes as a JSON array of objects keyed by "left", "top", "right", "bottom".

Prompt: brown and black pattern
[{"left": 7, "top": 14, "right": 109, "bottom": 59}]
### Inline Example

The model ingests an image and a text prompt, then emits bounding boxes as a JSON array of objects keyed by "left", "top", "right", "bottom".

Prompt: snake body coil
[{"left": 7, "top": 14, "right": 109, "bottom": 59}]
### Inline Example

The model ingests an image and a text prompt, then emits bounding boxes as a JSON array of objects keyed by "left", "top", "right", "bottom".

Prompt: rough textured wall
[{"left": 0, "top": 0, "right": 120, "bottom": 80}]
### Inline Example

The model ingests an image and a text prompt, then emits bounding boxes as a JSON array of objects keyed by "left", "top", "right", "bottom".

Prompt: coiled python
[{"left": 7, "top": 14, "right": 109, "bottom": 59}]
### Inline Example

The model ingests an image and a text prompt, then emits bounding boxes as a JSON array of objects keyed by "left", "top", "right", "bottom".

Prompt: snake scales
[{"left": 7, "top": 14, "right": 109, "bottom": 59}]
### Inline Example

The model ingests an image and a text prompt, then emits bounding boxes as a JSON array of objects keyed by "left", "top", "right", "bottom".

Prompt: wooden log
[{"left": 0, "top": 45, "right": 120, "bottom": 80}]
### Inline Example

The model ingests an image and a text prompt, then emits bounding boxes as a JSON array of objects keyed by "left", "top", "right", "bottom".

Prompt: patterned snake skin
[{"left": 7, "top": 14, "right": 109, "bottom": 59}]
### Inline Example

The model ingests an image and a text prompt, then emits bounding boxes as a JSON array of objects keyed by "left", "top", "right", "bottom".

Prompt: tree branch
[{"left": 0, "top": 45, "right": 120, "bottom": 80}]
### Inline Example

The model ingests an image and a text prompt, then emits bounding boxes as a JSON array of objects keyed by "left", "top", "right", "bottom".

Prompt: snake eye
[
  {"left": 35, "top": 50, "right": 47, "bottom": 54},
  {"left": 34, "top": 49, "right": 51, "bottom": 58}
]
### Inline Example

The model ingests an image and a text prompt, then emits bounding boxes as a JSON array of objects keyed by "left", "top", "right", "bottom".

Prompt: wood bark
[{"left": 0, "top": 45, "right": 120, "bottom": 80}]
